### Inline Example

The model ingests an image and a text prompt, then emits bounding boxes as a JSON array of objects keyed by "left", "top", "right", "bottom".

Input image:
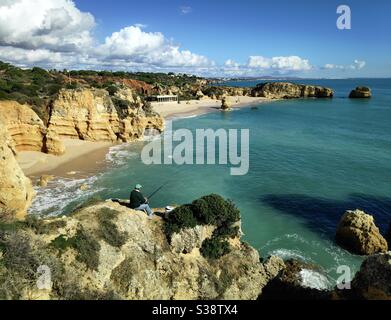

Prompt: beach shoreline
[{"left": 18, "top": 97, "right": 270, "bottom": 179}]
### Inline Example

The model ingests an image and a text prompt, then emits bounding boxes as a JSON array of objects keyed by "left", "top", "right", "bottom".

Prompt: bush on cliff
[
  {"left": 200, "top": 237, "right": 231, "bottom": 260},
  {"left": 97, "top": 208, "right": 128, "bottom": 248},
  {"left": 52, "top": 228, "right": 101, "bottom": 271},
  {"left": 164, "top": 205, "right": 197, "bottom": 237},
  {"left": 164, "top": 194, "right": 241, "bottom": 259}
]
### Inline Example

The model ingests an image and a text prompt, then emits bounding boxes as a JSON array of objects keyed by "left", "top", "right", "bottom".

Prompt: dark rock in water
[
  {"left": 336, "top": 210, "right": 388, "bottom": 255},
  {"left": 350, "top": 252, "right": 391, "bottom": 300},
  {"left": 251, "top": 106, "right": 258, "bottom": 110},
  {"left": 386, "top": 222, "right": 391, "bottom": 247},
  {"left": 251, "top": 82, "right": 334, "bottom": 99},
  {"left": 349, "top": 87, "right": 372, "bottom": 99},
  {"left": 260, "top": 259, "right": 332, "bottom": 300}
]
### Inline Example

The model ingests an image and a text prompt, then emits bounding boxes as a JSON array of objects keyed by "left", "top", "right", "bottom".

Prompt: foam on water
[
  {"left": 28, "top": 175, "right": 104, "bottom": 217},
  {"left": 300, "top": 269, "right": 332, "bottom": 290},
  {"left": 106, "top": 144, "right": 139, "bottom": 166}
]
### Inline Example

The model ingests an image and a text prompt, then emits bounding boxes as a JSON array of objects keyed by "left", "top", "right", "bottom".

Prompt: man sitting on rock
[{"left": 129, "top": 184, "right": 153, "bottom": 219}]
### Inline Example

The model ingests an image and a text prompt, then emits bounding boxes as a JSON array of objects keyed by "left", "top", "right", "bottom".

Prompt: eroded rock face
[
  {"left": 349, "top": 87, "right": 372, "bottom": 99},
  {"left": 251, "top": 82, "right": 334, "bottom": 99},
  {"left": 0, "top": 101, "right": 64, "bottom": 155},
  {"left": 0, "top": 120, "right": 35, "bottom": 220},
  {"left": 221, "top": 96, "right": 232, "bottom": 110},
  {"left": 336, "top": 210, "right": 388, "bottom": 255},
  {"left": 48, "top": 89, "right": 164, "bottom": 143},
  {"left": 351, "top": 252, "right": 391, "bottom": 300},
  {"left": 0, "top": 201, "right": 283, "bottom": 300}
]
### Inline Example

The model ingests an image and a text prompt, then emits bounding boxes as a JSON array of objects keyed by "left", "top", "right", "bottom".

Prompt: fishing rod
[{"left": 148, "top": 182, "right": 169, "bottom": 200}]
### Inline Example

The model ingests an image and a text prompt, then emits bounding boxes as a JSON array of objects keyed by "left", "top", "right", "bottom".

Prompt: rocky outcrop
[
  {"left": 221, "top": 96, "right": 232, "bottom": 111},
  {"left": 336, "top": 210, "right": 388, "bottom": 255},
  {"left": 261, "top": 259, "right": 332, "bottom": 300},
  {"left": 351, "top": 252, "right": 391, "bottom": 300},
  {"left": 349, "top": 87, "right": 372, "bottom": 99},
  {"left": 0, "top": 101, "right": 65, "bottom": 155},
  {"left": 251, "top": 82, "right": 334, "bottom": 99},
  {"left": 0, "top": 201, "right": 285, "bottom": 300},
  {"left": 48, "top": 89, "right": 164, "bottom": 143},
  {"left": 0, "top": 120, "right": 34, "bottom": 220}
]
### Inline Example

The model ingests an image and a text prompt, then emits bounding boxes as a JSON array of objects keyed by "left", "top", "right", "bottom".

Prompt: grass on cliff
[
  {"left": 51, "top": 228, "right": 101, "bottom": 271},
  {"left": 97, "top": 208, "right": 128, "bottom": 248},
  {"left": 164, "top": 194, "right": 241, "bottom": 260}
]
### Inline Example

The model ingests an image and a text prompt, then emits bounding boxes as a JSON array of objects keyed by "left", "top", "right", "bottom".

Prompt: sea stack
[
  {"left": 336, "top": 210, "right": 388, "bottom": 255},
  {"left": 349, "top": 87, "right": 372, "bottom": 99}
]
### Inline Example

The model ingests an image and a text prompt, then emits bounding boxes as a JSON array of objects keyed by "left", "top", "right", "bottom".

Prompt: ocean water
[{"left": 30, "top": 79, "right": 391, "bottom": 287}]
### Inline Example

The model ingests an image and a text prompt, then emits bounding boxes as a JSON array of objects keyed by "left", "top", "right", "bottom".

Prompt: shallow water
[{"left": 30, "top": 78, "right": 391, "bottom": 286}]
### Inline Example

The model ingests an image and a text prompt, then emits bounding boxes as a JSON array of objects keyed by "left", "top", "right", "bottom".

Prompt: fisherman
[{"left": 129, "top": 184, "right": 154, "bottom": 219}]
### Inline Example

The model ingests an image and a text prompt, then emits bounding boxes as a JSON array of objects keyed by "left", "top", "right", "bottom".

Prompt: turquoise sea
[{"left": 30, "top": 79, "right": 391, "bottom": 287}]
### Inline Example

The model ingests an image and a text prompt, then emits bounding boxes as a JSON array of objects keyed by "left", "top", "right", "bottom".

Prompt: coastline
[{"left": 17, "top": 97, "right": 270, "bottom": 179}]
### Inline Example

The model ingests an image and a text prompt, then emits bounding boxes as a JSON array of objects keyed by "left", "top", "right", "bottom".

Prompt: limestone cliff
[
  {"left": 0, "top": 101, "right": 65, "bottom": 155},
  {"left": 251, "top": 82, "right": 334, "bottom": 99},
  {"left": 0, "top": 201, "right": 284, "bottom": 300},
  {"left": 48, "top": 88, "right": 164, "bottom": 143},
  {"left": 0, "top": 120, "right": 35, "bottom": 220}
]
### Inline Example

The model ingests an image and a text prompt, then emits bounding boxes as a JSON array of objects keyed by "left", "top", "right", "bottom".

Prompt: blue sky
[{"left": 0, "top": 0, "right": 390, "bottom": 77}]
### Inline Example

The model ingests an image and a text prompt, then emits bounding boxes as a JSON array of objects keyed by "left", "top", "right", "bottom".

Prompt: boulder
[
  {"left": 349, "top": 87, "right": 372, "bottom": 99},
  {"left": 351, "top": 252, "right": 391, "bottom": 300},
  {"left": 260, "top": 259, "right": 331, "bottom": 300},
  {"left": 39, "top": 175, "right": 55, "bottom": 188},
  {"left": 336, "top": 210, "right": 388, "bottom": 255},
  {"left": 0, "top": 121, "right": 35, "bottom": 220},
  {"left": 251, "top": 82, "right": 334, "bottom": 99}
]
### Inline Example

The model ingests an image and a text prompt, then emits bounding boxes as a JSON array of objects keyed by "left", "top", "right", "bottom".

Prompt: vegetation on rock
[
  {"left": 165, "top": 194, "right": 241, "bottom": 259},
  {"left": 97, "top": 208, "right": 128, "bottom": 248}
]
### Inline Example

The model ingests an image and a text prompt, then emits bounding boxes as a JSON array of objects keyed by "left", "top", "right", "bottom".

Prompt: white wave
[
  {"left": 269, "top": 249, "right": 309, "bottom": 262},
  {"left": 28, "top": 175, "right": 104, "bottom": 217},
  {"left": 106, "top": 144, "right": 138, "bottom": 166},
  {"left": 300, "top": 269, "right": 331, "bottom": 290}
]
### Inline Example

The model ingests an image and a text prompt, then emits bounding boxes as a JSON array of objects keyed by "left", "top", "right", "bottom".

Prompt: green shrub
[
  {"left": 97, "top": 208, "right": 128, "bottom": 248},
  {"left": 200, "top": 237, "right": 231, "bottom": 260},
  {"left": 25, "top": 215, "right": 66, "bottom": 235},
  {"left": 213, "top": 225, "right": 240, "bottom": 239},
  {"left": 164, "top": 205, "right": 197, "bottom": 237},
  {"left": 51, "top": 228, "right": 101, "bottom": 271},
  {"left": 191, "top": 194, "right": 240, "bottom": 226}
]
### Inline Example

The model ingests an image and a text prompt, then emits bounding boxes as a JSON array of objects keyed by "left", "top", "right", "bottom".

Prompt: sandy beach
[
  {"left": 18, "top": 139, "right": 113, "bottom": 178},
  {"left": 17, "top": 97, "right": 270, "bottom": 179},
  {"left": 153, "top": 96, "right": 269, "bottom": 119}
]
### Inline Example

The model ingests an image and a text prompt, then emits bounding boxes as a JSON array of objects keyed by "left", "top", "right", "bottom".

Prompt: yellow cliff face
[
  {"left": 0, "top": 120, "right": 34, "bottom": 220},
  {"left": 0, "top": 101, "right": 65, "bottom": 155},
  {"left": 48, "top": 88, "right": 164, "bottom": 143}
]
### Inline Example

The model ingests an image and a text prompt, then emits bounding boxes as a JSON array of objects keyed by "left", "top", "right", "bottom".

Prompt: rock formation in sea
[
  {"left": 251, "top": 82, "right": 334, "bottom": 99},
  {"left": 0, "top": 101, "right": 65, "bottom": 155},
  {"left": 336, "top": 210, "right": 388, "bottom": 255},
  {"left": 221, "top": 96, "right": 233, "bottom": 111},
  {"left": 0, "top": 120, "right": 35, "bottom": 220},
  {"left": 0, "top": 197, "right": 285, "bottom": 300},
  {"left": 350, "top": 252, "right": 391, "bottom": 299},
  {"left": 260, "top": 259, "right": 332, "bottom": 300},
  {"left": 349, "top": 87, "right": 372, "bottom": 99},
  {"left": 48, "top": 88, "right": 164, "bottom": 143}
]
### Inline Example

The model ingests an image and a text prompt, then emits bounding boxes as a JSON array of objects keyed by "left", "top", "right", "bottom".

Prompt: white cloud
[
  {"left": 248, "top": 55, "right": 312, "bottom": 71},
  {"left": 323, "top": 60, "right": 366, "bottom": 71},
  {"left": 180, "top": 6, "right": 192, "bottom": 15},
  {"left": 0, "top": 0, "right": 211, "bottom": 71},
  {"left": 0, "top": 0, "right": 95, "bottom": 52}
]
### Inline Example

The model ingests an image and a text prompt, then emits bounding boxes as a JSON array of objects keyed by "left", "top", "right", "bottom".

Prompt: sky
[{"left": 0, "top": 0, "right": 390, "bottom": 78}]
